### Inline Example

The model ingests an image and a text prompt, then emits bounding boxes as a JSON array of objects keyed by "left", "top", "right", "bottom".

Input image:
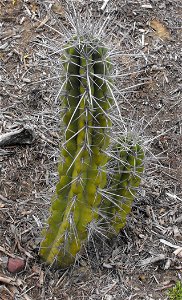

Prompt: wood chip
[
  {"left": 160, "top": 239, "right": 180, "bottom": 249},
  {"left": 139, "top": 254, "right": 166, "bottom": 266},
  {"left": 150, "top": 19, "right": 171, "bottom": 40},
  {"left": 173, "top": 247, "right": 182, "bottom": 257},
  {"left": 0, "top": 127, "right": 35, "bottom": 147},
  {"left": 0, "top": 275, "right": 17, "bottom": 285}
]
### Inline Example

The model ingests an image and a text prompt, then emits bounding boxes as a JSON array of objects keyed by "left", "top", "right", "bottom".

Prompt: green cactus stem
[
  {"left": 102, "top": 139, "right": 144, "bottom": 235},
  {"left": 40, "top": 38, "right": 113, "bottom": 268}
]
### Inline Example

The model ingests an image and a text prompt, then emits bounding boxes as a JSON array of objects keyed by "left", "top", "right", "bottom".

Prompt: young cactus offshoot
[
  {"left": 40, "top": 25, "right": 145, "bottom": 268},
  {"left": 101, "top": 138, "right": 145, "bottom": 236}
]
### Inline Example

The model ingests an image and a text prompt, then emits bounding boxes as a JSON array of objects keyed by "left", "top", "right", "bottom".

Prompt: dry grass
[{"left": 0, "top": 1, "right": 182, "bottom": 299}]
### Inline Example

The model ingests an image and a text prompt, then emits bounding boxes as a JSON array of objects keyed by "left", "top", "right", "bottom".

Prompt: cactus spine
[
  {"left": 40, "top": 38, "right": 113, "bottom": 268},
  {"left": 40, "top": 33, "right": 145, "bottom": 268},
  {"left": 103, "top": 139, "right": 144, "bottom": 235}
]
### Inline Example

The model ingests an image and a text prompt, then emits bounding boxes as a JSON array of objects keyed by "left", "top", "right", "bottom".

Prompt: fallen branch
[{"left": 0, "top": 127, "right": 35, "bottom": 147}]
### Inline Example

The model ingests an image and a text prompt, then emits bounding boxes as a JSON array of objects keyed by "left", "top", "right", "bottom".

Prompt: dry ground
[{"left": 0, "top": 0, "right": 182, "bottom": 299}]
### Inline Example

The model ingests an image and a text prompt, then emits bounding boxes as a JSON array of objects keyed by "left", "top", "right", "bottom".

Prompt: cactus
[
  {"left": 40, "top": 37, "right": 113, "bottom": 268},
  {"left": 102, "top": 138, "right": 145, "bottom": 235},
  {"left": 40, "top": 27, "right": 145, "bottom": 268}
]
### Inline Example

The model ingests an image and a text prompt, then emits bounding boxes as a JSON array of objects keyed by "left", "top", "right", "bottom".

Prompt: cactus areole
[{"left": 40, "top": 36, "right": 144, "bottom": 268}]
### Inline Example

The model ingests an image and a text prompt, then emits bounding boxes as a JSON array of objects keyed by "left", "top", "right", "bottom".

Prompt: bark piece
[{"left": 0, "top": 127, "right": 35, "bottom": 147}]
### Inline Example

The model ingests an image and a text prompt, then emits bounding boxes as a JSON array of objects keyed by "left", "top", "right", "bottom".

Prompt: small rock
[
  {"left": 7, "top": 257, "right": 25, "bottom": 274},
  {"left": 22, "top": 78, "right": 31, "bottom": 83}
]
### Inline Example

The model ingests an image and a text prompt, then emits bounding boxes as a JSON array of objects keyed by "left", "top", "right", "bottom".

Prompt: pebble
[{"left": 7, "top": 257, "right": 25, "bottom": 274}]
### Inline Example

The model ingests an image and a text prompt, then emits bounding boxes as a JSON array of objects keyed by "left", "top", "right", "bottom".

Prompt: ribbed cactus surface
[
  {"left": 40, "top": 35, "right": 145, "bottom": 268},
  {"left": 104, "top": 139, "right": 144, "bottom": 235},
  {"left": 40, "top": 38, "right": 113, "bottom": 267}
]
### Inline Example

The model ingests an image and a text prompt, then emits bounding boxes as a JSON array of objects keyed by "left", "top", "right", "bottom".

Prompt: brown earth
[{"left": 0, "top": 1, "right": 182, "bottom": 299}]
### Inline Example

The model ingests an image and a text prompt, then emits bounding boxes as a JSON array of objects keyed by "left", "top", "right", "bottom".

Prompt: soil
[{"left": 0, "top": 1, "right": 182, "bottom": 299}]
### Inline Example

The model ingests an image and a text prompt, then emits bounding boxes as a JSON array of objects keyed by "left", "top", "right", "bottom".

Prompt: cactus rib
[{"left": 40, "top": 39, "right": 113, "bottom": 267}]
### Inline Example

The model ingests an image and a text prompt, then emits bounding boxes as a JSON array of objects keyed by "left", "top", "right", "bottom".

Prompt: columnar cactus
[
  {"left": 40, "top": 32, "right": 145, "bottom": 268},
  {"left": 40, "top": 38, "right": 113, "bottom": 268},
  {"left": 102, "top": 138, "right": 144, "bottom": 235}
]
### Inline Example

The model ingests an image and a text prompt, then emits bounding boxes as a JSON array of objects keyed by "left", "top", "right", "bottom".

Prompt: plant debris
[{"left": 0, "top": 0, "right": 181, "bottom": 299}]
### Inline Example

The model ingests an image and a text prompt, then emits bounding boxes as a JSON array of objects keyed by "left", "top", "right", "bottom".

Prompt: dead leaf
[
  {"left": 138, "top": 274, "right": 147, "bottom": 282},
  {"left": 52, "top": 3, "right": 65, "bottom": 16},
  {"left": 150, "top": 19, "right": 171, "bottom": 40},
  {"left": 31, "top": 3, "right": 39, "bottom": 14}
]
